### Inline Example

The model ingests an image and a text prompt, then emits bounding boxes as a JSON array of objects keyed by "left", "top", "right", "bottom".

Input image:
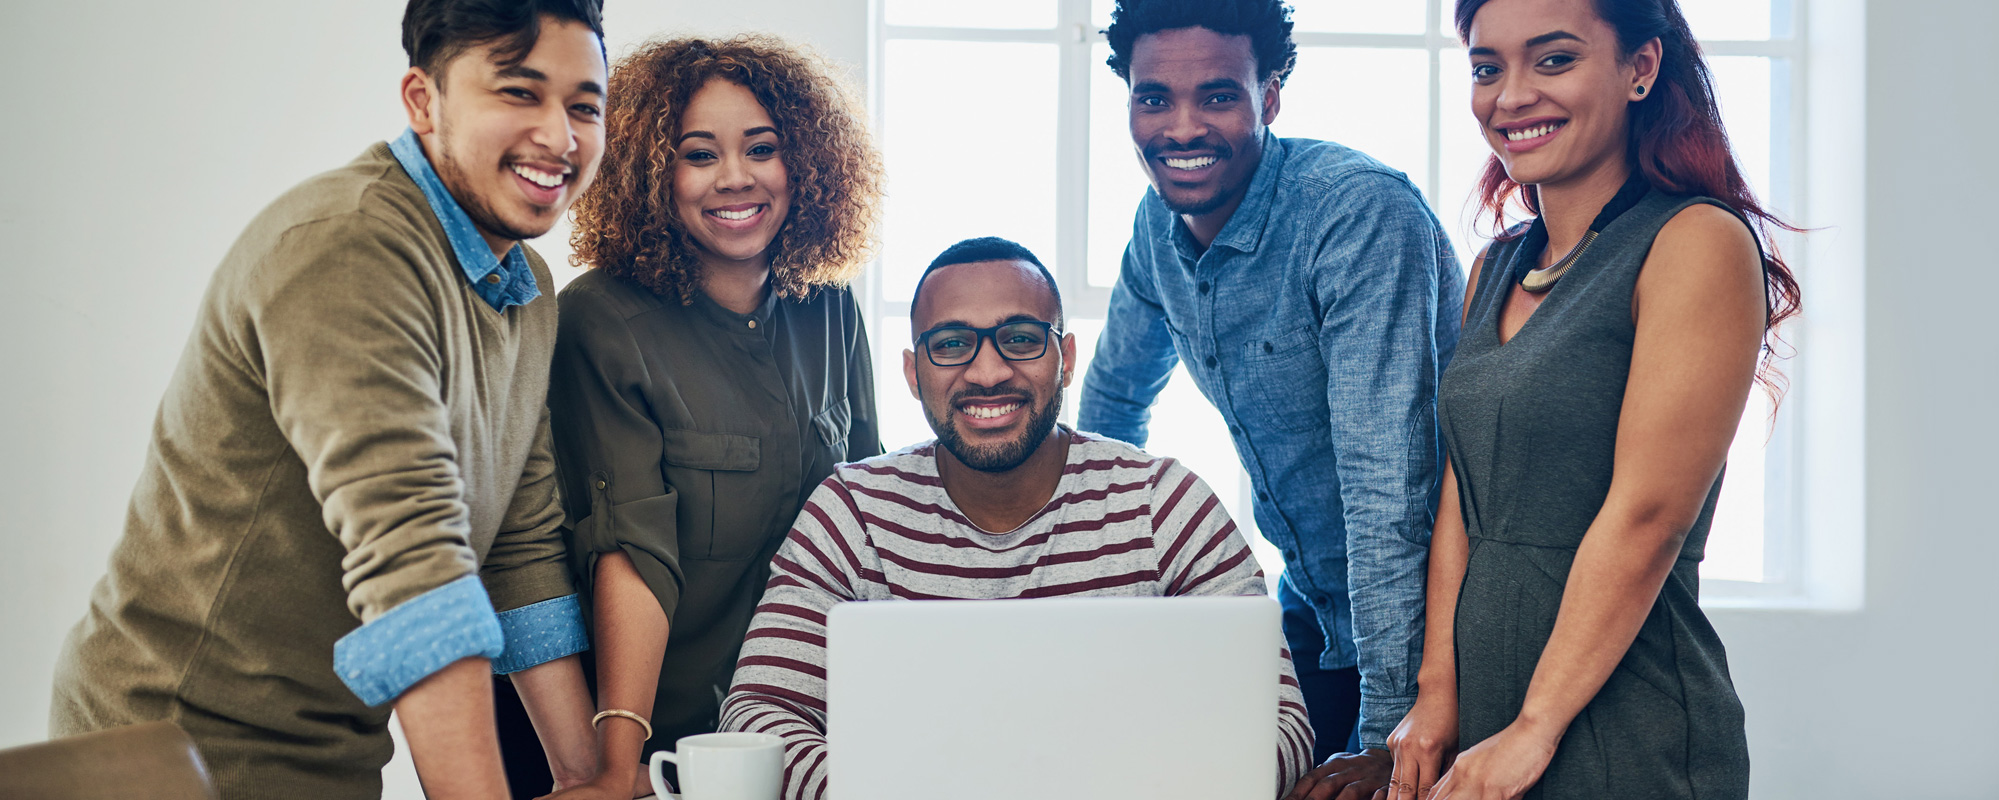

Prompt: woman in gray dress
[
  {"left": 522, "top": 36, "right": 883, "bottom": 799},
  {"left": 1382, "top": 1, "right": 1802, "bottom": 799}
]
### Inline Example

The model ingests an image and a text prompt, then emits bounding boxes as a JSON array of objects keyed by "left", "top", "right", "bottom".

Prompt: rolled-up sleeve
[
  {"left": 1312, "top": 171, "right": 1463, "bottom": 748},
  {"left": 333, "top": 574, "right": 503, "bottom": 705},
  {"left": 491, "top": 593, "right": 589, "bottom": 674},
  {"left": 548, "top": 286, "right": 686, "bottom": 620},
  {"left": 1079, "top": 234, "right": 1181, "bottom": 448},
  {"left": 480, "top": 406, "right": 588, "bottom": 673}
]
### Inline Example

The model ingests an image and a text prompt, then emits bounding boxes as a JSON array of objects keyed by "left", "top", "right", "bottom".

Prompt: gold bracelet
[{"left": 591, "top": 708, "right": 654, "bottom": 742}]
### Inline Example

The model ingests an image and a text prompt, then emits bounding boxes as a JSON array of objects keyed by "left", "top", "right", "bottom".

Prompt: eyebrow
[
  {"left": 1526, "top": 30, "right": 1585, "bottom": 47},
  {"left": 675, "top": 126, "right": 781, "bottom": 146},
  {"left": 1469, "top": 30, "right": 1585, "bottom": 56},
  {"left": 1130, "top": 78, "right": 1247, "bottom": 94},
  {"left": 923, "top": 313, "right": 1048, "bottom": 331},
  {"left": 495, "top": 64, "right": 604, "bottom": 96},
  {"left": 496, "top": 64, "right": 546, "bottom": 81}
]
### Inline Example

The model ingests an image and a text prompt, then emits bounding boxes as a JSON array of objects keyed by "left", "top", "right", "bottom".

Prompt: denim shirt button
[
  {"left": 1204, "top": 355, "right": 1218, "bottom": 368},
  {"left": 1228, "top": 425, "right": 1242, "bottom": 436},
  {"left": 1257, "top": 490, "right": 1270, "bottom": 502},
  {"left": 1197, "top": 281, "right": 1211, "bottom": 294}
]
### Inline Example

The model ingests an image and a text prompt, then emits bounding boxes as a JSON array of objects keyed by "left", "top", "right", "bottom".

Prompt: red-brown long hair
[{"left": 1455, "top": 0, "right": 1802, "bottom": 397}]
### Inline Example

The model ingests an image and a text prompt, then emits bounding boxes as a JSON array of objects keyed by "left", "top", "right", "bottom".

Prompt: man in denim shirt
[{"left": 1080, "top": 0, "right": 1462, "bottom": 792}]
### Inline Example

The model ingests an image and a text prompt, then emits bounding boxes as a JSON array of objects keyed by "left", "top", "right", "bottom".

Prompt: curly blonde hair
[{"left": 570, "top": 34, "right": 882, "bottom": 303}]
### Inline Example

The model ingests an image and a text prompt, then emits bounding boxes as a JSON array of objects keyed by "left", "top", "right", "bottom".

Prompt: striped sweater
[{"left": 718, "top": 432, "right": 1314, "bottom": 799}]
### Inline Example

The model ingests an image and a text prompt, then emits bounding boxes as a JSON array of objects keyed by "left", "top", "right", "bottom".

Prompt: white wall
[
  {"left": 1703, "top": 1, "right": 1999, "bottom": 798},
  {"left": 2, "top": 1, "right": 1993, "bottom": 798}
]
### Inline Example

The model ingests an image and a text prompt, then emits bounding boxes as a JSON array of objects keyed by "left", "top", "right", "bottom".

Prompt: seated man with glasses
[{"left": 716, "top": 236, "right": 1312, "bottom": 800}]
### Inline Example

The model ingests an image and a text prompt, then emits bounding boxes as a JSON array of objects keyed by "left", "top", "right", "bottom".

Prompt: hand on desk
[{"left": 1282, "top": 748, "right": 1392, "bottom": 800}]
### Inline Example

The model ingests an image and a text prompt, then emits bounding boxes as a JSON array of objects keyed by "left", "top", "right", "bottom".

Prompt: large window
[{"left": 866, "top": 0, "right": 1807, "bottom": 601}]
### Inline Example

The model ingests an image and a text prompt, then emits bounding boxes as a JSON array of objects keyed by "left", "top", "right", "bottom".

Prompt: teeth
[
  {"left": 511, "top": 164, "right": 563, "bottom": 188},
  {"left": 1163, "top": 156, "right": 1218, "bottom": 170},
  {"left": 960, "top": 402, "right": 1021, "bottom": 420},
  {"left": 1506, "top": 122, "right": 1565, "bottom": 142},
  {"left": 711, "top": 206, "right": 761, "bottom": 221}
]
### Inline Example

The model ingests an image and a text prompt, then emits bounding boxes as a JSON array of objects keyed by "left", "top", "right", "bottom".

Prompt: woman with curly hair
[{"left": 528, "top": 34, "right": 883, "bottom": 798}]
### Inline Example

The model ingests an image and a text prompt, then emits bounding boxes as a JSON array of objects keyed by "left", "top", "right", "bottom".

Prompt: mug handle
[{"left": 649, "top": 750, "right": 678, "bottom": 799}]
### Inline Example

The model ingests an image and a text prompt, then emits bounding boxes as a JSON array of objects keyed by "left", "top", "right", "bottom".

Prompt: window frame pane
[{"left": 869, "top": 0, "right": 1807, "bottom": 601}]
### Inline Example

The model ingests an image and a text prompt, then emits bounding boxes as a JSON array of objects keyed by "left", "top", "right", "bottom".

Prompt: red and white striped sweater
[{"left": 718, "top": 432, "right": 1314, "bottom": 799}]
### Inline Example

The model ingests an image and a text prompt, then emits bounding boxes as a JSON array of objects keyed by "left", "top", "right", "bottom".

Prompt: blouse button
[
  {"left": 747, "top": 320, "right": 758, "bottom": 329},
  {"left": 595, "top": 480, "right": 607, "bottom": 490},
  {"left": 485, "top": 273, "right": 502, "bottom": 284}
]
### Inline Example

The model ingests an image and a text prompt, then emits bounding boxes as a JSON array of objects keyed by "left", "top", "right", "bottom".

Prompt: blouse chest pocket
[
  {"left": 811, "top": 398, "right": 852, "bottom": 462},
  {"left": 1234, "top": 329, "right": 1327, "bottom": 433},
  {"left": 659, "top": 427, "right": 773, "bottom": 561}
]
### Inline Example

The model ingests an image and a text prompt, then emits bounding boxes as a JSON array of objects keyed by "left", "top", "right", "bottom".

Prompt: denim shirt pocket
[
  {"left": 660, "top": 428, "right": 769, "bottom": 561},
  {"left": 1161, "top": 321, "right": 1213, "bottom": 399},
  {"left": 1237, "top": 329, "right": 1326, "bottom": 432}
]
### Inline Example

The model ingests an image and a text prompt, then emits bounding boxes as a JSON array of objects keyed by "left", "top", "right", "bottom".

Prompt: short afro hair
[
  {"left": 910, "top": 237, "right": 1063, "bottom": 330},
  {"left": 1104, "top": 0, "right": 1298, "bottom": 86}
]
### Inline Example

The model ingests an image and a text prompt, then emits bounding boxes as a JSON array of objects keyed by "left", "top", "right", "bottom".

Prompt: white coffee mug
[{"left": 649, "top": 732, "right": 783, "bottom": 800}]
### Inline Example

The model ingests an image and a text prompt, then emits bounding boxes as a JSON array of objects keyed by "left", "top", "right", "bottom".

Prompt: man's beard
[
  {"left": 433, "top": 122, "right": 558, "bottom": 242},
  {"left": 1158, "top": 185, "right": 1237, "bottom": 216},
  {"left": 930, "top": 387, "right": 1064, "bottom": 473},
  {"left": 1146, "top": 137, "right": 1246, "bottom": 217}
]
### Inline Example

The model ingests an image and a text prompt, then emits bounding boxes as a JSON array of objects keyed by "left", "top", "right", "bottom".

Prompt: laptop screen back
[{"left": 826, "top": 596, "right": 1280, "bottom": 800}]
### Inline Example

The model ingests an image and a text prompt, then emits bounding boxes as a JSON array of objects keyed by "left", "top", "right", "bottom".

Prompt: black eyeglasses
[{"left": 916, "top": 320, "right": 1060, "bottom": 367}]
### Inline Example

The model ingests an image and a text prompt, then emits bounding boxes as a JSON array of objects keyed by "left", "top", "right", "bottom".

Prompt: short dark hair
[
  {"left": 1104, "top": 0, "right": 1297, "bottom": 86},
  {"left": 402, "top": 0, "right": 606, "bottom": 80},
  {"left": 910, "top": 237, "right": 1063, "bottom": 329}
]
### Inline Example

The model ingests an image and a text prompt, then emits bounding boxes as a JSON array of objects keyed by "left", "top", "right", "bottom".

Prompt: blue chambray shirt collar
[
  {"left": 387, "top": 128, "right": 542, "bottom": 311},
  {"left": 1162, "top": 130, "right": 1289, "bottom": 261}
]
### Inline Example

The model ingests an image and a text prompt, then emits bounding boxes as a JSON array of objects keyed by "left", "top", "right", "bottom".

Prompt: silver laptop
[{"left": 826, "top": 596, "right": 1281, "bottom": 800}]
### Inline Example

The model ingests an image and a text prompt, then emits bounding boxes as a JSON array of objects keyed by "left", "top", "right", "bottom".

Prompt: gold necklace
[
  {"left": 1519, "top": 175, "right": 1651, "bottom": 294},
  {"left": 1520, "top": 231, "right": 1600, "bottom": 293}
]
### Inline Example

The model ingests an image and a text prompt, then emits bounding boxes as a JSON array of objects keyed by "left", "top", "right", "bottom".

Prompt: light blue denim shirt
[
  {"left": 330, "top": 131, "right": 587, "bottom": 707},
  {"left": 1079, "top": 132, "right": 1463, "bottom": 748},
  {"left": 388, "top": 128, "right": 542, "bottom": 311}
]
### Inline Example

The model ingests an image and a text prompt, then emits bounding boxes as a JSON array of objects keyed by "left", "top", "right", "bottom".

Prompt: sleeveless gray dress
[{"left": 1437, "top": 189, "right": 1750, "bottom": 799}]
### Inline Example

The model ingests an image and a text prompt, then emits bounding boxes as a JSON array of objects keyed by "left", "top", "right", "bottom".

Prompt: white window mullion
[
  {"left": 1056, "top": 0, "right": 1094, "bottom": 318},
  {"left": 1425, "top": 0, "right": 1446, "bottom": 219}
]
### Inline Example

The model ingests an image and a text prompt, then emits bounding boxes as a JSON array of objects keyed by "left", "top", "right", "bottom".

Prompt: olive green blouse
[{"left": 548, "top": 268, "right": 880, "bottom": 751}]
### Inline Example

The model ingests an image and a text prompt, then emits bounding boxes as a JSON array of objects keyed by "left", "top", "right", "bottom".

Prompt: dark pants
[
  {"left": 494, "top": 676, "right": 556, "bottom": 799},
  {"left": 1280, "top": 574, "right": 1362, "bottom": 764}
]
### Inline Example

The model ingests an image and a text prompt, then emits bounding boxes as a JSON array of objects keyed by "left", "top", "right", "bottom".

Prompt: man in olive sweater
[{"left": 50, "top": 2, "right": 611, "bottom": 798}]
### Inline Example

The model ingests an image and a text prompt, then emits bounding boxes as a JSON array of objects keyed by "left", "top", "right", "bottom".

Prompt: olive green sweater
[{"left": 50, "top": 143, "right": 575, "bottom": 800}]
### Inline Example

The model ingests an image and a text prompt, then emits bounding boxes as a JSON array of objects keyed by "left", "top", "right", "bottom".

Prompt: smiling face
[
  {"left": 405, "top": 16, "right": 606, "bottom": 256},
  {"left": 1126, "top": 27, "right": 1281, "bottom": 219},
  {"left": 1466, "top": 0, "right": 1659, "bottom": 189},
  {"left": 671, "top": 78, "right": 793, "bottom": 271},
  {"left": 904, "top": 260, "right": 1076, "bottom": 474}
]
